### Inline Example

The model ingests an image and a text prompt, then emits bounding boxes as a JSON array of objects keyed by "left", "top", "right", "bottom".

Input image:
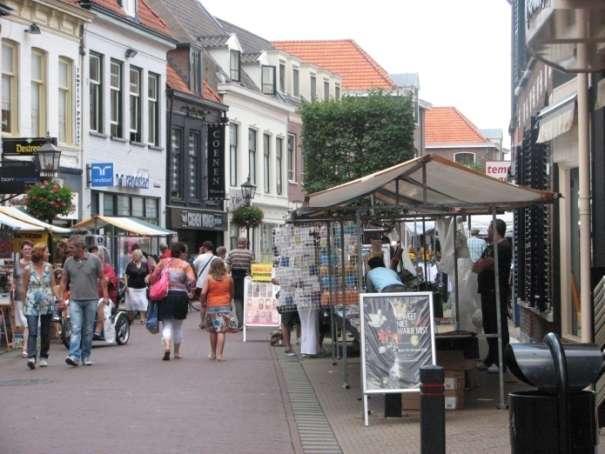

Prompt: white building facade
[{"left": 81, "top": 1, "right": 174, "bottom": 229}]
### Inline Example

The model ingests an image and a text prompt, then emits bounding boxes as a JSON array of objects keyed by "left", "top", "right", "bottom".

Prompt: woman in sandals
[
  {"left": 149, "top": 242, "right": 195, "bottom": 361},
  {"left": 200, "top": 258, "right": 234, "bottom": 361}
]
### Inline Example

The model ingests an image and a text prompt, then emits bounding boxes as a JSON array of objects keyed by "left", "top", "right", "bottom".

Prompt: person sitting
[{"left": 366, "top": 256, "right": 406, "bottom": 293}]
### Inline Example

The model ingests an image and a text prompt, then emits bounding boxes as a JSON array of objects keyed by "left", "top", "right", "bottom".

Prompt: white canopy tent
[{"left": 0, "top": 206, "right": 71, "bottom": 234}]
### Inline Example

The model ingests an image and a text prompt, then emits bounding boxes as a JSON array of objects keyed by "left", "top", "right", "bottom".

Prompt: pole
[
  {"left": 492, "top": 210, "right": 506, "bottom": 410},
  {"left": 422, "top": 217, "right": 428, "bottom": 284},
  {"left": 420, "top": 366, "right": 446, "bottom": 454},
  {"left": 453, "top": 216, "right": 460, "bottom": 331},
  {"left": 339, "top": 220, "right": 349, "bottom": 389},
  {"left": 327, "top": 221, "right": 337, "bottom": 365},
  {"left": 577, "top": 9, "right": 592, "bottom": 343}
]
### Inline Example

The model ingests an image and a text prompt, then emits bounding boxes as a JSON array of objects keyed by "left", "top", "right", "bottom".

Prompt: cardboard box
[
  {"left": 444, "top": 370, "right": 465, "bottom": 391},
  {"left": 437, "top": 350, "right": 466, "bottom": 370},
  {"left": 402, "top": 392, "right": 420, "bottom": 411}
]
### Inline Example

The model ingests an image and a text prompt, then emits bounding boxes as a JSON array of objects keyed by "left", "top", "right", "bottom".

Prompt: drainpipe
[{"left": 577, "top": 8, "right": 592, "bottom": 343}]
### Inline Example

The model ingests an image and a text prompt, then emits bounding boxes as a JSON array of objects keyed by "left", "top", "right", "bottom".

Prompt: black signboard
[
  {"left": 169, "top": 207, "right": 226, "bottom": 231},
  {"left": 2, "top": 137, "right": 57, "bottom": 156},
  {"left": 360, "top": 292, "right": 435, "bottom": 395},
  {"left": 207, "top": 124, "right": 225, "bottom": 200},
  {"left": 0, "top": 161, "right": 40, "bottom": 193}
]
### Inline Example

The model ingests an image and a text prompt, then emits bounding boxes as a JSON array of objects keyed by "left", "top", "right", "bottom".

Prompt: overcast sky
[{"left": 202, "top": 0, "right": 512, "bottom": 145}]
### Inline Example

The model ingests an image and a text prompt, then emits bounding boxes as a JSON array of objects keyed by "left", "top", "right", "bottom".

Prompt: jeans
[
  {"left": 69, "top": 299, "right": 97, "bottom": 361},
  {"left": 26, "top": 314, "right": 52, "bottom": 359}
]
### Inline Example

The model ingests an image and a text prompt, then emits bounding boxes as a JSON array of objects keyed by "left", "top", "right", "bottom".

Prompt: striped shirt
[{"left": 226, "top": 248, "right": 254, "bottom": 271}]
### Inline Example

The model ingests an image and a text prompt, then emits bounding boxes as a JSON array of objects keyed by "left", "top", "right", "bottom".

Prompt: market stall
[
  {"left": 74, "top": 215, "right": 176, "bottom": 275},
  {"left": 283, "top": 154, "right": 556, "bottom": 411}
]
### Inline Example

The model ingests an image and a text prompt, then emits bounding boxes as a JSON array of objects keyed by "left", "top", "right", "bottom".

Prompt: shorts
[{"left": 281, "top": 308, "right": 300, "bottom": 328}]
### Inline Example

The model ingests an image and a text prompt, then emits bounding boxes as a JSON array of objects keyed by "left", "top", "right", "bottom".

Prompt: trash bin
[
  {"left": 509, "top": 390, "right": 596, "bottom": 454},
  {"left": 505, "top": 332, "right": 604, "bottom": 454}
]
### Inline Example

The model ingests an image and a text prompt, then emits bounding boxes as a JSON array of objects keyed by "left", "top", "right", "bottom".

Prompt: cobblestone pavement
[
  {"left": 0, "top": 318, "right": 298, "bottom": 454},
  {"left": 299, "top": 355, "right": 605, "bottom": 454}
]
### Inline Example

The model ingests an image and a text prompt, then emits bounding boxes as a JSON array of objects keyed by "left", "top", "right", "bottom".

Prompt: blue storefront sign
[{"left": 91, "top": 162, "right": 114, "bottom": 187}]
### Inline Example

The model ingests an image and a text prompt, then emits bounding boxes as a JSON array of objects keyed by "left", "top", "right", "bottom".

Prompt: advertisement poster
[
  {"left": 251, "top": 263, "right": 273, "bottom": 282},
  {"left": 244, "top": 278, "right": 280, "bottom": 328},
  {"left": 485, "top": 161, "right": 511, "bottom": 182},
  {"left": 360, "top": 292, "right": 435, "bottom": 394}
]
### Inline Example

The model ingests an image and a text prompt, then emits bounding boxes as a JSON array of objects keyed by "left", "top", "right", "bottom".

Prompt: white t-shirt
[{"left": 193, "top": 252, "right": 216, "bottom": 289}]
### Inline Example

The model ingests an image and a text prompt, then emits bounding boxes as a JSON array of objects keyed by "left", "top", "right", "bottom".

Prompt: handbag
[
  {"left": 228, "top": 300, "right": 240, "bottom": 332},
  {"left": 149, "top": 261, "right": 170, "bottom": 302},
  {"left": 145, "top": 301, "right": 159, "bottom": 334}
]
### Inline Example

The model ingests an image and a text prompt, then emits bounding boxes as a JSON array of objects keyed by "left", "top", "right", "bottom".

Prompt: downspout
[
  {"left": 79, "top": 24, "right": 87, "bottom": 219},
  {"left": 166, "top": 87, "right": 175, "bottom": 223},
  {"left": 577, "top": 9, "right": 592, "bottom": 343}
]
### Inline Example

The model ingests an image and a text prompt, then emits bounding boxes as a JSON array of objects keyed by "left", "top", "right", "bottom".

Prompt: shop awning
[
  {"left": 0, "top": 212, "right": 44, "bottom": 231},
  {"left": 74, "top": 215, "right": 176, "bottom": 236},
  {"left": 536, "top": 94, "right": 576, "bottom": 144},
  {"left": 304, "top": 154, "right": 556, "bottom": 215},
  {"left": 0, "top": 206, "right": 71, "bottom": 234}
]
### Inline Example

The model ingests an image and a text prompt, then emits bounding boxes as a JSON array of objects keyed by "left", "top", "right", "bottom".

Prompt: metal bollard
[{"left": 420, "top": 365, "right": 446, "bottom": 454}]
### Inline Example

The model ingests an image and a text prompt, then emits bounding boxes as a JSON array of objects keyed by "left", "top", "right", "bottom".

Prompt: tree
[
  {"left": 25, "top": 181, "right": 73, "bottom": 223},
  {"left": 301, "top": 92, "right": 416, "bottom": 193}
]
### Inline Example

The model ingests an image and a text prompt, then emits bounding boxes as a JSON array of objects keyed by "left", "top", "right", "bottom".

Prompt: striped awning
[
  {"left": 536, "top": 94, "right": 576, "bottom": 144},
  {"left": 74, "top": 216, "right": 175, "bottom": 236}
]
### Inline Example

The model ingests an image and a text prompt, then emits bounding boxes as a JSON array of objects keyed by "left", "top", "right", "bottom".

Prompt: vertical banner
[
  {"left": 207, "top": 124, "right": 225, "bottom": 200},
  {"left": 360, "top": 292, "right": 436, "bottom": 394}
]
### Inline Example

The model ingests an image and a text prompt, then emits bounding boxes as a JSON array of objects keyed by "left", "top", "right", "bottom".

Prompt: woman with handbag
[
  {"left": 200, "top": 258, "right": 234, "bottom": 361},
  {"left": 149, "top": 242, "right": 195, "bottom": 361}
]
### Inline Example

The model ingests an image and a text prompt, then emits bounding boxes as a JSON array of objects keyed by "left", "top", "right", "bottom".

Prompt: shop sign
[
  {"left": 360, "top": 292, "right": 435, "bottom": 395},
  {"left": 207, "top": 124, "right": 225, "bottom": 200},
  {"left": 170, "top": 207, "right": 226, "bottom": 231},
  {"left": 116, "top": 173, "right": 149, "bottom": 189},
  {"left": 0, "top": 161, "right": 39, "bottom": 193},
  {"left": 485, "top": 161, "right": 511, "bottom": 182},
  {"left": 2, "top": 137, "right": 57, "bottom": 156},
  {"left": 90, "top": 162, "right": 114, "bottom": 187}
]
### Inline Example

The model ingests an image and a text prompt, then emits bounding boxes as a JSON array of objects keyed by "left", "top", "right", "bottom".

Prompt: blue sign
[{"left": 91, "top": 162, "right": 114, "bottom": 187}]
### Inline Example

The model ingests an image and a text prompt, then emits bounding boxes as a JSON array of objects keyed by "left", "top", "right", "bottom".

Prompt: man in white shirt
[
  {"left": 193, "top": 241, "right": 216, "bottom": 291},
  {"left": 467, "top": 229, "right": 487, "bottom": 263}
]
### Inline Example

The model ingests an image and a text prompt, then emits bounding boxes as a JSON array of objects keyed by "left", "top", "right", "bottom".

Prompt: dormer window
[
  {"left": 230, "top": 50, "right": 241, "bottom": 82},
  {"left": 261, "top": 65, "right": 276, "bottom": 95},
  {"left": 122, "top": 0, "right": 136, "bottom": 17}
]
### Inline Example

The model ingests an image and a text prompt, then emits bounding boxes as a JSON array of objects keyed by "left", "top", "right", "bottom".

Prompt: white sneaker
[
  {"left": 487, "top": 364, "right": 500, "bottom": 374},
  {"left": 82, "top": 358, "right": 93, "bottom": 366},
  {"left": 38, "top": 359, "right": 48, "bottom": 367}
]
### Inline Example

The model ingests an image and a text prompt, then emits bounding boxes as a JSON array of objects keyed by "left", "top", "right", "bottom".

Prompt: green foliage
[
  {"left": 231, "top": 206, "right": 264, "bottom": 228},
  {"left": 25, "top": 181, "right": 73, "bottom": 222},
  {"left": 301, "top": 92, "right": 416, "bottom": 193}
]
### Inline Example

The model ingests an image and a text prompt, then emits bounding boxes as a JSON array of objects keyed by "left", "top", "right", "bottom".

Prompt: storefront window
[
  {"left": 102, "top": 193, "right": 114, "bottom": 216},
  {"left": 117, "top": 195, "right": 130, "bottom": 216},
  {"left": 131, "top": 196, "right": 144, "bottom": 218},
  {"left": 145, "top": 198, "right": 158, "bottom": 223},
  {"left": 260, "top": 223, "right": 276, "bottom": 263}
]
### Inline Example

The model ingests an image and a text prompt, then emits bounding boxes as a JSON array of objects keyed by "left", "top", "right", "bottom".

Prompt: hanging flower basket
[
  {"left": 25, "top": 181, "right": 73, "bottom": 223},
  {"left": 231, "top": 206, "right": 264, "bottom": 229}
]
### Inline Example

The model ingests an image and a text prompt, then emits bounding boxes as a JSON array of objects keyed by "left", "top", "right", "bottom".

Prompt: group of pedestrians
[{"left": 13, "top": 234, "right": 254, "bottom": 368}]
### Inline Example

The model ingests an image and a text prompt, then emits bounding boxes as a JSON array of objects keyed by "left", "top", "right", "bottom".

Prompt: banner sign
[
  {"left": 90, "top": 162, "right": 114, "bottom": 187},
  {"left": 169, "top": 207, "right": 226, "bottom": 231},
  {"left": 243, "top": 277, "right": 280, "bottom": 341},
  {"left": 207, "top": 124, "right": 225, "bottom": 200},
  {"left": 360, "top": 292, "right": 435, "bottom": 395},
  {"left": 251, "top": 263, "right": 273, "bottom": 282},
  {"left": 485, "top": 161, "right": 511, "bottom": 182},
  {"left": 2, "top": 137, "right": 57, "bottom": 155}
]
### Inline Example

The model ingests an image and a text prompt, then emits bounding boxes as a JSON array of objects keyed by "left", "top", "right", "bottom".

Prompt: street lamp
[
  {"left": 240, "top": 175, "right": 256, "bottom": 245},
  {"left": 240, "top": 175, "right": 256, "bottom": 207},
  {"left": 36, "top": 137, "right": 61, "bottom": 180}
]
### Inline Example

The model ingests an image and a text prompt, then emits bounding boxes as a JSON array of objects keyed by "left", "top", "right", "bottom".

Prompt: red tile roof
[
  {"left": 272, "top": 39, "right": 394, "bottom": 91},
  {"left": 66, "top": 0, "right": 171, "bottom": 37},
  {"left": 166, "top": 65, "right": 222, "bottom": 104},
  {"left": 425, "top": 107, "right": 492, "bottom": 146}
]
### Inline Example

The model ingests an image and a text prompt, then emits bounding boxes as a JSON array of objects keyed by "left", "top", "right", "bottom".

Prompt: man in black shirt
[{"left": 473, "top": 219, "right": 512, "bottom": 373}]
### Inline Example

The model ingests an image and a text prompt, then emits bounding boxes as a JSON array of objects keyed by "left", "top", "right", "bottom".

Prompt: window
[
  {"left": 145, "top": 198, "right": 158, "bottom": 222},
  {"left": 261, "top": 65, "right": 276, "bottom": 95},
  {"left": 230, "top": 50, "right": 241, "bottom": 81},
  {"left": 2, "top": 40, "right": 18, "bottom": 134},
  {"left": 279, "top": 62, "right": 286, "bottom": 92},
  {"left": 191, "top": 48, "right": 202, "bottom": 94},
  {"left": 170, "top": 127, "right": 183, "bottom": 199},
  {"left": 148, "top": 72, "right": 159, "bottom": 146},
  {"left": 276, "top": 137, "right": 283, "bottom": 195},
  {"left": 263, "top": 133, "right": 270, "bottom": 193},
  {"left": 454, "top": 152, "right": 476, "bottom": 167},
  {"left": 310, "top": 74, "right": 317, "bottom": 101},
  {"left": 335, "top": 83, "right": 341, "bottom": 100},
  {"left": 188, "top": 131, "right": 201, "bottom": 200},
  {"left": 287, "top": 133, "right": 296, "bottom": 181},
  {"left": 103, "top": 193, "right": 115, "bottom": 216},
  {"left": 122, "top": 0, "right": 136, "bottom": 17},
  {"left": 89, "top": 52, "right": 103, "bottom": 133},
  {"left": 58, "top": 58, "right": 73, "bottom": 144},
  {"left": 129, "top": 66, "right": 141, "bottom": 142},
  {"left": 31, "top": 49, "right": 46, "bottom": 136},
  {"left": 229, "top": 123, "right": 238, "bottom": 187},
  {"left": 131, "top": 196, "right": 144, "bottom": 217},
  {"left": 110, "top": 59, "right": 123, "bottom": 138},
  {"left": 292, "top": 67, "right": 300, "bottom": 97},
  {"left": 117, "top": 195, "right": 130, "bottom": 216},
  {"left": 324, "top": 80, "right": 330, "bottom": 101},
  {"left": 248, "top": 129, "right": 257, "bottom": 184}
]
